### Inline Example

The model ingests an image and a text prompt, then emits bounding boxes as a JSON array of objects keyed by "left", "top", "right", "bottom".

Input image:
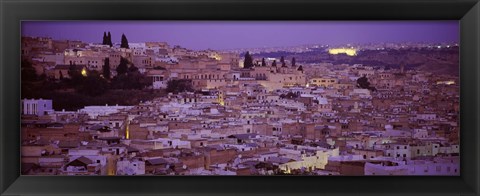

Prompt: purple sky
[{"left": 22, "top": 21, "right": 459, "bottom": 50}]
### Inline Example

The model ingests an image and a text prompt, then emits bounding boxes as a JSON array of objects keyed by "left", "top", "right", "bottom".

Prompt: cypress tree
[
  {"left": 102, "top": 32, "right": 107, "bottom": 45},
  {"left": 243, "top": 51, "right": 254, "bottom": 69},
  {"left": 292, "top": 57, "right": 296, "bottom": 67},
  {"left": 103, "top": 57, "right": 111, "bottom": 79},
  {"left": 120, "top": 34, "right": 129, "bottom": 49},
  {"left": 107, "top": 32, "right": 113, "bottom": 47},
  {"left": 116, "top": 57, "right": 129, "bottom": 75},
  {"left": 261, "top": 58, "right": 266, "bottom": 67},
  {"left": 68, "top": 62, "right": 77, "bottom": 77}
]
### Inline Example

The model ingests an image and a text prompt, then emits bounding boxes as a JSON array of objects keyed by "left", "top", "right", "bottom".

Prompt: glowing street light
[{"left": 81, "top": 68, "right": 87, "bottom": 77}]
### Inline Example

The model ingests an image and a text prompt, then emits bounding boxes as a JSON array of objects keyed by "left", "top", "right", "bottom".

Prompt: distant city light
[
  {"left": 328, "top": 48, "right": 357, "bottom": 56},
  {"left": 125, "top": 120, "right": 130, "bottom": 139},
  {"left": 211, "top": 53, "right": 222, "bottom": 60},
  {"left": 436, "top": 80, "right": 455, "bottom": 85}
]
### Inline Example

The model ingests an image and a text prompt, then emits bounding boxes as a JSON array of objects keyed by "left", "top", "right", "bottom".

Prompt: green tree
[
  {"left": 116, "top": 57, "right": 129, "bottom": 76},
  {"left": 128, "top": 71, "right": 150, "bottom": 89},
  {"left": 120, "top": 33, "right": 129, "bottom": 49},
  {"left": 128, "top": 64, "right": 139, "bottom": 73},
  {"left": 102, "top": 32, "right": 107, "bottom": 45},
  {"left": 107, "top": 32, "right": 113, "bottom": 47},
  {"left": 21, "top": 59, "right": 37, "bottom": 81},
  {"left": 297, "top": 65, "right": 303, "bottom": 71},
  {"left": 281, "top": 92, "right": 298, "bottom": 99},
  {"left": 243, "top": 51, "right": 254, "bottom": 69},
  {"left": 111, "top": 63, "right": 150, "bottom": 90},
  {"left": 77, "top": 70, "right": 109, "bottom": 96},
  {"left": 356, "top": 76, "right": 376, "bottom": 91},
  {"left": 67, "top": 63, "right": 83, "bottom": 87},
  {"left": 356, "top": 76, "right": 370, "bottom": 89},
  {"left": 166, "top": 79, "right": 194, "bottom": 94},
  {"left": 280, "top": 56, "right": 286, "bottom": 67},
  {"left": 261, "top": 58, "right": 266, "bottom": 67},
  {"left": 291, "top": 57, "right": 296, "bottom": 67},
  {"left": 102, "top": 57, "right": 111, "bottom": 80}
]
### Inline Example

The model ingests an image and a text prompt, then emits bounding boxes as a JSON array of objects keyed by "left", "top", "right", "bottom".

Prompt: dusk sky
[{"left": 22, "top": 21, "right": 459, "bottom": 50}]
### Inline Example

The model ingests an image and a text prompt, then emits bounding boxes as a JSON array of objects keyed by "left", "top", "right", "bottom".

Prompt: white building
[
  {"left": 384, "top": 143, "right": 412, "bottom": 159},
  {"left": 350, "top": 89, "right": 372, "bottom": 99},
  {"left": 21, "top": 98, "right": 53, "bottom": 116},
  {"left": 365, "top": 157, "right": 459, "bottom": 176},
  {"left": 116, "top": 158, "right": 145, "bottom": 175},
  {"left": 67, "top": 147, "right": 108, "bottom": 175},
  {"left": 78, "top": 104, "right": 133, "bottom": 119}
]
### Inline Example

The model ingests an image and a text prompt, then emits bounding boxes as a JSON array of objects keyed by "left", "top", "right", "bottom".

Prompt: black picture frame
[{"left": 1, "top": 0, "right": 479, "bottom": 195}]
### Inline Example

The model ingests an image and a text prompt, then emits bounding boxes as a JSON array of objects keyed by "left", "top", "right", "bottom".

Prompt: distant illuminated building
[
  {"left": 436, "top": 80, "right": 455, "bottom": 85},
  {"left": 125, "top": 120, "right": 130, "bottom": 139},
  {"left": 210, "top": 53, "right": 222, "bottom": 60},
  {"left": 218, "top": 91, "right": 225, "bottom": 106},
  {"left": 328, "top": 48, "right": 357, "bottom": 56}
]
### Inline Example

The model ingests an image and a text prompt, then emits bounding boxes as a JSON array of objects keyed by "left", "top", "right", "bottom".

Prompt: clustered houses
[{"left": 21, "top": 36, "right": 459, "bottom": 175}]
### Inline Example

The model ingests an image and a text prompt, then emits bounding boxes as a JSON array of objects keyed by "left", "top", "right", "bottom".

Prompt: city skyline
[
  {"left": 22, "top": 21, "right": 458, "bottom": 50},
  {"left": 20, "top": 22, "right": 460, "bottom": 176}
]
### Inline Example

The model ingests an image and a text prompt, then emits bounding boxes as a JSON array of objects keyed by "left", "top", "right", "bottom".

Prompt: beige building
[{"left": 309, "top": 77, "right": 338, "bottom": 88}]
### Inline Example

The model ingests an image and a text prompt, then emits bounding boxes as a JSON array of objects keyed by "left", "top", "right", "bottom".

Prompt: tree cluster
[
  {"left": 102, "top": 32, "right": 113, "bottom": 47},
  {"left": 356, "top": 76, "right": 376, "bottom": 91},
  {"left": 244, "top": 54, "right": 297, "bottom": 69},
  {"left": 279, "top": 92, "right": 298, "bottom": 99},
  {"left": 62, "top": 57, "right": 150, "bottom": 96},
  {"left": 116, "top": 57, "right": 129, "bottom": 76},
  {"left": 243, "top": 51, "right": 254, "bottom": 69},
  {"left": 76, "top": 71, "right": 109, "bottom": 96},
  {"left": 102, "top": 32, "right": 130, "bottom": 49},
  {"left": 21, "top": 59, "right": 38, "bottom": 82},
  {"left": 280, "top": 56, "right": 286, "bottom": 67},
  {"left": 110, "top": 57, "right": 150, "bottom": 90},
  {"left": 166, "top": 79, "right": 194, "bottom": 94},
  {"left": 65, "top": 65, "right": 109, "bottom": 97}
]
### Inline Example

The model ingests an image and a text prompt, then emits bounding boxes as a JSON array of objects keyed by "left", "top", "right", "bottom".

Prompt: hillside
[{"left": 252, "top": 46, "right": 459, "bottom": 75}]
